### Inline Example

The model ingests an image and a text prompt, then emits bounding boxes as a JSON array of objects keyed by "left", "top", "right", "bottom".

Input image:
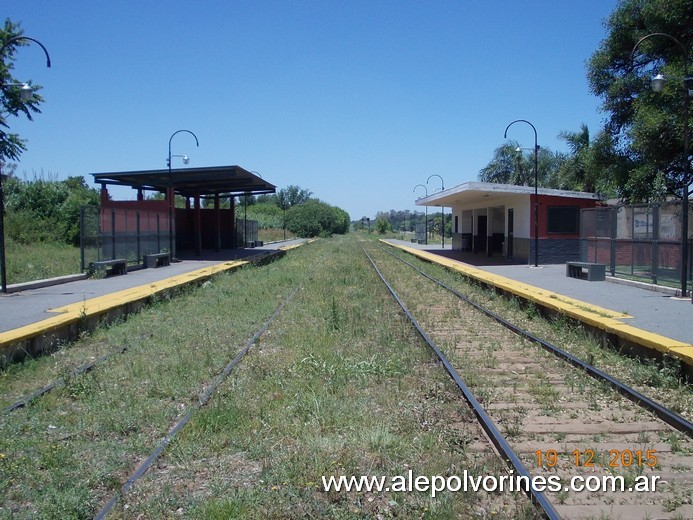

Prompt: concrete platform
[
  {"left": 383, "top": 239, "right": 693, "bottom": 370},
  {"left": 0, "top": 240, "right": 309, "bottom": 363}
]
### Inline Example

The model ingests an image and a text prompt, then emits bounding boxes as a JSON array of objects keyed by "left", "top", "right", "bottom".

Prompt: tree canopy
[
  {"left": 285, "top": 199, "right": 349, "bottom": 238},
  {"left": 1, "top": 19, "right": 47, "bottom": 162},
  {"left": 586, "top": 0, "right": 692, "bottom": 202},
  {"left": 4, "top": 173, "right": 100, "bottom": 245}
]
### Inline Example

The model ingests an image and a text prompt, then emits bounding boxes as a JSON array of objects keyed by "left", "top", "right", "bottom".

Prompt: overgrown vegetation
[
  {"left": 4, "top": 171, "right": 99, "bottom": 246},
  {"left": 0, "top": 236, "right": 537, "bottom": 518},
  {"left": 242, "top": 186, "right": 350, "bottom": 238}
]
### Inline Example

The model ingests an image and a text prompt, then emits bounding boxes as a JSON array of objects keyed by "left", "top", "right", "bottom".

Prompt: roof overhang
[
  {"left": 415, "top": 181, "right": 599, "bottom": 208},
  {"left": 91, "top": 165, "right": 276, "bottom": 198}
]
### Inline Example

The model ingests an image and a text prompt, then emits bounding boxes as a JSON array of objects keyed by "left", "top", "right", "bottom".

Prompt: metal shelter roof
[
  {"left": 91, "top": 165, "right": 276, "bottom": 198},
  {"left": 415, "top": 181, "right": 599, "bottom": 207}
]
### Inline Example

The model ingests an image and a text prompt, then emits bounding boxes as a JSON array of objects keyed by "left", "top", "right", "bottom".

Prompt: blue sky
[{"left": 4, "top": 0, "right": 617, "bottom": 220}]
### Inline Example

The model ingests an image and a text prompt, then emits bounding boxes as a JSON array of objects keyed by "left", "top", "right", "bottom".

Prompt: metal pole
[
  {"left": 0, "top": 36, "right": 52, "bottom": 293},
  {"left": 631, "top": 33, "right": 691, "bottom": 298},
  {"left": 427, "top": 175, "right": 445, "bottom": 248},
  {"left": 167, "top": 130, "right": 199, "bottom": 261},
  {"left": 534, "top": 143, "right": 539, "bottom": 267},
  {"left": 505, "top": 120, "right": 539, "bottom": 267},
  {"left": 0, "top": 162, "right": 6, "bottom": 292},
  {"left": 413, "top": 184, "right": 429, "bottom": 245}
]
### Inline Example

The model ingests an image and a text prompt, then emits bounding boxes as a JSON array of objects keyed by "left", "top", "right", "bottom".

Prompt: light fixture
[
  {"left": 1, "top": 82, "right": 34, "bottom": 100},
  {"left": 651, "top": 73, "right": 666, "bottom": 92}
]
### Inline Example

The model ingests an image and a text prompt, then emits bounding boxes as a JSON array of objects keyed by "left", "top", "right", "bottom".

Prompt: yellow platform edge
[
  {"left": 382, "top": 240, "right": 693, "bottom": 367},
  {"left": 0, "top": 242, "right": 312, "bottom": 355}
]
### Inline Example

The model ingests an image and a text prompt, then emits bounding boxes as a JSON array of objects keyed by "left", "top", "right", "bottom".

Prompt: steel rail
[
  {"left": 2, "top": 252, "right": 288, "bottom": 415},
  {"left": 94, "top": 284, "right": 301, "bottom": 520},
  {"left": 2, "top": 346, "right": 128, "bottom": 414},
  {"left": 360, "top": 242, "right": 562, "bottom": 520},
  {"left": 381, "top": 245, "right": 693, "bottom": 438}
]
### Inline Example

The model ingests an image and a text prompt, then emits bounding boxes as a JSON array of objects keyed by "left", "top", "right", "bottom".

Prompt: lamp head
[
  {"left": 19, "top": 83, "right": 33, "bottom": 101},
  {"left": 182, "top": 155, "right": 190, "bottom": 165},
  {"left": 651, "top": 74, "right": 666, "bottom": 92}
]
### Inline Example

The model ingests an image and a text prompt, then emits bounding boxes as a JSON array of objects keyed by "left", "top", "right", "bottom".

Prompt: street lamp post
[
  {"left": 413, "top": 184, "right": 428, "bottom": 244},
  {"left": 167, "top": 129, "right": 199, "bottom": 261},
  {"left": 631, "top": 33, "right": 691, "bottom": 300},
  {"left": 0, "top": 36, "right": 51, "bottom": 293},
  {"left": 427, "top": 174, "right": 445, "bottom": 248},
  {"left": 505, "top": 120, "right": 539, "bottom": 267}
]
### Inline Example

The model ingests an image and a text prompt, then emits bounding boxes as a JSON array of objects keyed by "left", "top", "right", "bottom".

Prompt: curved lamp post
[
  {"left": 505, "top": 120, "right": 539, "bottom": 267},
  {"left": 0, "top": 36, "right": 51, "bottom": 293},
  {"left": 413, "top": 183, "right": 428, "bottom": 244},
  {"left": 167, "top": 129, "right": 199, "bottom": 260},
  {"left": 427, "top": 174, "right": 445, "bottom": 247},
  {"left": 631, "top": 32, "right": 691, "bottom": 300}
]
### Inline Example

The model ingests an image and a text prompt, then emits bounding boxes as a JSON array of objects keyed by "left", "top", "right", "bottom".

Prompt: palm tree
[
  {"left": 478, "top": 141, "right": 529, "bottom": 185},
  {"left": 557, "top": 124, "right": 594, "bottom": 192}
]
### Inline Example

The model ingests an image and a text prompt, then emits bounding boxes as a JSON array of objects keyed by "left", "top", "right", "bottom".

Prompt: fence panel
[
  {"left": 580, "top": 201, "right": 691, "bottom": 289},
  {"left": 80, "top": 206, "right": 171, "bottom": 272}
]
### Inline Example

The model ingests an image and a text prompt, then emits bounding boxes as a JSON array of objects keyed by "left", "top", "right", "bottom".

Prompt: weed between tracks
[
  {"left": 380, "top": 245, "right": 693, "bottom": 423},
  {"left": 0, "top": 236, "right": 539, "bottom": 519}
]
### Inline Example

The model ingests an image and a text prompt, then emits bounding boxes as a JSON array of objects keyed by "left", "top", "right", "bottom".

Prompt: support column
[
  {"left": 214, "top": 195, "right": 221, "bottom": 252},
  {"left": 194, "top": 194, "right": 202, "bottom": 256}
]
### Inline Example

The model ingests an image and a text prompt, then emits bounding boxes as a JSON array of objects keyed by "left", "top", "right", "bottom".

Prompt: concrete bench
[
  {"left": 89, "top": 258, "right": 128, "bottom": 277},
  {"left": 143, "top": 252, "right": 171, "bottom": 269},
  {"left": 566, "top": 261, "right": 606, "bottom": 281}
]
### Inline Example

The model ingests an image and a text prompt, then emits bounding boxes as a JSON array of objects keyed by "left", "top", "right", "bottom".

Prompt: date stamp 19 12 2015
[{"left": 535, "top": 449, "right": 658, "bottom": 469}]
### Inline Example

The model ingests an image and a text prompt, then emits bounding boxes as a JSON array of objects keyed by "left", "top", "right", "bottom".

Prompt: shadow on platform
[
  {"left": 414, "top": 248, "right": 525, "bottom": 267},
  {"left": 176, "top": 248, "right": 278, "bottom": 262}
]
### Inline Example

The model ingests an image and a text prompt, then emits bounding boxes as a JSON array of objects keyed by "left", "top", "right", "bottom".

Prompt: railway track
[
  {"left": 362, "top": 240, "right": 693, "bottom": 520},
  {"left": 1, "top": 236, "right": 690, "bottom": 518}
]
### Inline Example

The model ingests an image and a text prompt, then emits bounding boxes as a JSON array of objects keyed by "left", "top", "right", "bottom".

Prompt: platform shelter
[
  {"left": 416, "top": 181, "right": 600, "bottom": 264},
  {"left": 90, "top": 165, "right": 275, "bottom": 262}
]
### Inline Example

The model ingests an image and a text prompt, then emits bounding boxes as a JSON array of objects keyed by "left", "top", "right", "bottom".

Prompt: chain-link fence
[
  {"left": 80, "top": 206, "right": 171, "bottom": 272},
  {"left": 580, "top": 201, "right": 692, "bottom": 288},
  {"left": 236, "top": 218, "right": 258, "bottom": 246}
]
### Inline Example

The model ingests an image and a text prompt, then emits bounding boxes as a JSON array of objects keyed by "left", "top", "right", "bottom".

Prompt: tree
[
  {"left": 556, "top": 124, "right": 593, "bottom": 191},
  {"left": 1, "top": 19, "right": 47, "bottom": 162},
  {"left": 374, "top": 217, "right": 391, "bottom": 234},
  {"left": 4, "top": 174, "right": 99, "bottom": 245},
  {"left": 478, "top": 141, "right": 526, "bottom": 185},
  {"left": 478, "top": 141, "right": 565, "bottom": 189},
  {"left": 285, "top": 199, "right": 349, "bottom": 238},
  {"left": 277, "top": 185, "right": 312, "bottom": 209},
  {"left": 586, "top": 0, "right": 692, "bottom": 202}
]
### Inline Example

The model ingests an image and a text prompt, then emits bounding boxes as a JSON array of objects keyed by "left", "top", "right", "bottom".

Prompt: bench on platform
[
  {"left": 143, "top": 252, "right": 171, "bottom": 268},
  {"left": 89, "top": 258, "right": 128, "bottom": 277},
  {"left": 566, "top": 261, "right": 606, "bottom": 281}
]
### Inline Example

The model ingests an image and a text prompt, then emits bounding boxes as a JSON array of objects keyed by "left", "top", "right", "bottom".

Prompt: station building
[{"left": 415, "top": 181, "right": 601, "bottom": 264}]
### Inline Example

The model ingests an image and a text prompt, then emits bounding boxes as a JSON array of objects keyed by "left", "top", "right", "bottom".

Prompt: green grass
[
  {"left": 5, "top": 238, "right": 81, "bottom": 284},
  {"left": 0, "top": 236, "right": 539, "bottom": 519},
  {"left": 3, "top": 235, "right": 689, "bottom": 518},
  {"left": 4, "top": 229, "right": 296, "bottom": 287}
]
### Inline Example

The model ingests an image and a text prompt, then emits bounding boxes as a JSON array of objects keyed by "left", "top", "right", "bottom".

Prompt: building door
[
  {"left": 507, "top": 209, "right": 514, "bottom": 259},
  {"left": 476, "top": 215, "right": 487, "bottom": 254}
]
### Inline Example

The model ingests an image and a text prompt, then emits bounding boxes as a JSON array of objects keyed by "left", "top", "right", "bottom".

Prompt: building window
[{"left": 547, "top": 206, "right": 579, "bottom": 234}]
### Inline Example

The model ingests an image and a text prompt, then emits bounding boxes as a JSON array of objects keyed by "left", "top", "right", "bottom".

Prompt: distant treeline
[
  {"left": 2, "top": 172, "right": 348, "bottom": 244},
  {"left": 353, "top": 209, "right": 450, "bottom": 235}
]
